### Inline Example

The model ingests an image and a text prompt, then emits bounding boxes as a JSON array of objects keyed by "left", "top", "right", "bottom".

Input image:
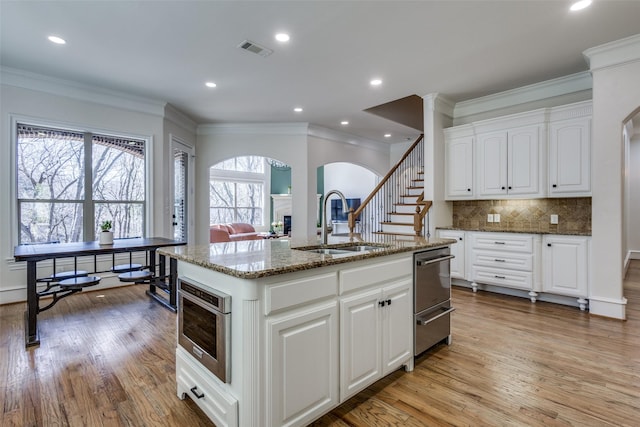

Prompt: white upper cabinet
[
  {"left": 444, "top": 127, "right": 474, "bottom": 200},
  {"left": 548, "top": 101, "right": 592, "bottom": 196},
  {"left": 476, "top": 124, "right": 543, "bottom": 199}
]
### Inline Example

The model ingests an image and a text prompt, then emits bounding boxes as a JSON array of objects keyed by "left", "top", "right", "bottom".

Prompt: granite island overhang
[{"left": 159, "top": 235, "right": 455, "bottom": 427}]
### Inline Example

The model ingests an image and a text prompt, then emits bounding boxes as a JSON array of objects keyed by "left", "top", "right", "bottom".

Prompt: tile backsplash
[{"left": 452, "top": 198, "right": 591, "bottom": 234}]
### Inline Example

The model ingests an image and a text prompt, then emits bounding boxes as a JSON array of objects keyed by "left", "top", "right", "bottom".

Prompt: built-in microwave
[{"left": 178, "top": 278, "right": 231, "bottom": 383}]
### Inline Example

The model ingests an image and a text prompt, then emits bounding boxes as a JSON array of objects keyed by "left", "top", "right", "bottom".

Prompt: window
[
  {"left": 16, "top": 123, "right": 146, "bottom": 244},
  {"left": 209, "top": 156, "right": 266, "bottom": 226}
]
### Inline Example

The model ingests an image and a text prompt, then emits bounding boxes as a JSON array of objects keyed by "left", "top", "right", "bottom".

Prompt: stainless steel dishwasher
[{"left": 414, "top": 247, "right": 455, "bottom": 356}]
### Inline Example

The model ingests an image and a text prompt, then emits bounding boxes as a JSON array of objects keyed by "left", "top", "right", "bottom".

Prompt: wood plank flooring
[{"left": 1, "top": 261, "right": 639, "bottom": 426}]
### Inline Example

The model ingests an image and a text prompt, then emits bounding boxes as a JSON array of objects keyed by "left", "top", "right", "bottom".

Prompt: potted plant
[{"left": 99, "top": 220, "right": 114, "bottom": 245}]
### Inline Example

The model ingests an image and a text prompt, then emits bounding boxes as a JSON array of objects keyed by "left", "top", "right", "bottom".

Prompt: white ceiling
[{"left": 1, "top": 1, "right": 639, "bottom": 144}]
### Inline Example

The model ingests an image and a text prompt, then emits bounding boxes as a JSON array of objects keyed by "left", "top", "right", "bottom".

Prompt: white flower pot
[{"left": 99, "top": 231, "right": 114, "bottom": 245}]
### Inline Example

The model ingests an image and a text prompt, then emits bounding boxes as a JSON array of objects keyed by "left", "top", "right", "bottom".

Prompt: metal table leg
[{"left": 25, "top": 260, "right": 40, "bottom": 347}]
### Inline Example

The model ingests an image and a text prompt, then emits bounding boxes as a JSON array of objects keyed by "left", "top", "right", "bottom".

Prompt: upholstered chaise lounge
[{"left": 210, "top": 223, "right": 261, "bottom": 243}]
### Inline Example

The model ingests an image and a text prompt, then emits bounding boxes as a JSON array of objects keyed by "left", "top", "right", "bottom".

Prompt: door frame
[{"left": 170, "top": 135, "right": 195, "bottom": 243}]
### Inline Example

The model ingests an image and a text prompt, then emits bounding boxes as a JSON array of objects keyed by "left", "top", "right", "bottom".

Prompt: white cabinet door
[
  {"left": 549, "top": 117, "right": 591, "bottom": 196},
  {"left": 542, "top": 235, "right": 589, "bottom": 298},
  {"left": 477, "top": 131, "right": 508, "bottom": 197},
  {"left": 267, "top": 301, "right": 339, "bottom": 427},
  {"left": 381, "top": 280, "right": 413, "bottom": 376},
  {"left": 339, "top": 288, "right": 382, "bottom": 401},
  {"left": 437, "top": 230, "right": 465, "bottom": 279},
  {"left": 445, "top": 136, "right": 474, "bottom": 199},
  {"left": 508, "top": 125, "right": 541, "bottom": 196}
]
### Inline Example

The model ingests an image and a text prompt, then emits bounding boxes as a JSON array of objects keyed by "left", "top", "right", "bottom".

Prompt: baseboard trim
[{"left": 588, "top": 296, "right": 627, "bottom": 320}]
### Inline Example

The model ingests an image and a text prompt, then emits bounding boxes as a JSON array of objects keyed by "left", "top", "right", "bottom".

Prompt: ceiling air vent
[{"left": 237, "top": 40, "right": 273, "bottom": 57}]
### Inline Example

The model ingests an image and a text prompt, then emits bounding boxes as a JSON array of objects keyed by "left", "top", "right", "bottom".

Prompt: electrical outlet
[
  {"left": 487, "top": 214, "right": 494, "bottom": 223},
  {"left": 494, "top": 213, "right": 501, "bottom": 223},
  {"left": 550, "top": 214, "right": 559, "bottom": 224}
]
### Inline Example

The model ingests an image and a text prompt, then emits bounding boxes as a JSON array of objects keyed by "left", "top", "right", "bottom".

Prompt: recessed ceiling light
[
  {"left": 370, "top": 78, "right": 383, "bottom": 86},
  {"left": 341, "top": 121, "right": 349, "bottom": 125},
  {"left": 275, "top": 33, "right": 290, "bottom": 42},
  {"left": 48, "top": 35, "right": 66, "bottom": 45},
  {"left": 294, "top": 107, "right": 303, "bottom": 113},
  {"left": 205, "top": 82, "right": 217, "bottom": 88},
  {"left": 570, "top": 0, "right": 592, "bottom": 11},
  {"left": 384, "top": 133, "right": 392, "bottom": 138}
]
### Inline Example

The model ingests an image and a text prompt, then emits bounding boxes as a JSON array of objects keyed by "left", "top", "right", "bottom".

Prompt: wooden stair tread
[
  {"left": 381, "top": 221, "right": 416, "bottom": 226},
  {"left": 372, "top": 231, "right": 417, "bottom": 236}
]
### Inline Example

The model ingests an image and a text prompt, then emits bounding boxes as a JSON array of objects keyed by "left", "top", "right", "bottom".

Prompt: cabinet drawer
[
  {"left": 176, "top": 348, "right": 238, "bottom": 427},
  {"left": 471, "top": 266, "right": 532, "bottom": 290},
  {"left": 264, "top": 272, "right": 338, "bottom": 315},
  {"left": 471, "top": 233, "right": 533, "bottom": 253},
  {"left": 340, "top": 255, "right": 412, "bottom": 294},
  {"left": 472, "top": 250, "right": 533, "bottom": 272}
]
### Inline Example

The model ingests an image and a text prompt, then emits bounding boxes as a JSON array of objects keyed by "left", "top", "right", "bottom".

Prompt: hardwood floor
[{"left": 1, "top": 262, "right": 639, "bottom": 426}]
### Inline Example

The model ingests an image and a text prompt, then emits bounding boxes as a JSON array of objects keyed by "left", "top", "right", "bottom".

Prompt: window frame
[
  {"left": 10, "top": 115, "right": 153, "bottom": 246},
  {"left": 209, "top": 157, "right": 270, "bottom": 230}
]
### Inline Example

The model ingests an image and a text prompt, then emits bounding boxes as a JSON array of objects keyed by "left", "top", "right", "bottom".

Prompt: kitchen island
[{"left": 159, "top": 235, "right": 454, "bottom": 427}]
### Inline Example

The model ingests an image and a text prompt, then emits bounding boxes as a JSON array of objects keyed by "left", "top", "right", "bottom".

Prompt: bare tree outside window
[
  {"left": 210, "top": 156, "right": 265, "bottom": 226},
  {"left": 16, "top": 124, "right": 146, "bottom": 244}
]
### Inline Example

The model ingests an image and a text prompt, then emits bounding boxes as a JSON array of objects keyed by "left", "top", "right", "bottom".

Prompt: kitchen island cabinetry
[
  {"left": 339, "top": 256, "right": 413, "bottom": 401},
  {"left": 542, "top": 234, "right": 590, "bottom": 310},
  {"left": 161, "top": 237, "right": 453, "bottom": 427}
]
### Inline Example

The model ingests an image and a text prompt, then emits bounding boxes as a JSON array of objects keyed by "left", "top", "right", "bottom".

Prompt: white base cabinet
[
  {"left": 468, "top": 232, "right": 541, "bottom": 302},
  {"left": 542, "top": 235, "right": 590, "bottom": 310},
  {"left": 437, "top": 230, "right": 466, "bottom": 279},
  {"left": 266, "top": 301, "right": 339, "bottom": 427}
]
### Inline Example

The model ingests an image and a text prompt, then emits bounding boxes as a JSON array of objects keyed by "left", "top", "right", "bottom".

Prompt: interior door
[{"left": 172, "top": 137, "right": 194, "bottom": 242}]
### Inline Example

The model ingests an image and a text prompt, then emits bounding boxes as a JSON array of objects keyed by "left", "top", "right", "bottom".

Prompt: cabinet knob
[
  {"left": 386, "top": 299, "right": 392, "bottom": 306},
  {"left": 508, "top": 186, "right": 512, "bottom": 190},
  {"left": 379, "top": 300, "right": 386, "bottom": 307},
  {"left": 501, "top": 186, "right": 506, "bottom": 190},
  {"left": 547, "top": 243, "right": 552, "bottom": 247},
  {"left": 459, "top": 237, "right": 463, "bottom": 241},
  {"left": 467, "top": 188, "right": 471, "bottom": 192},
  {"left": 552, "top": 184, "right": 557, "bottom": 188}
]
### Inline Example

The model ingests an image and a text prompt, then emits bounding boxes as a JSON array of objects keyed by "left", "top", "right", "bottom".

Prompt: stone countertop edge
[
  {"left": 436, "top": 226, "right": 591, "bottom": 236},
  {"left": 158, "top": 237, "right": 456, "bottom": 279}
]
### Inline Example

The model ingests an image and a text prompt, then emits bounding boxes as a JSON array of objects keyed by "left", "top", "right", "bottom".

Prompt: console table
[{"left": 14, "top": 237, "right": 186, "bottom": 347}]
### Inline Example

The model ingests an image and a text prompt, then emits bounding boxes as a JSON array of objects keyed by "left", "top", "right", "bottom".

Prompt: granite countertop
[
  {"left": 158, "top": 235, "right": 455, "bottom": 279},
  {"left": 437, "top": 226, "right": 591, "bottom": 236}
]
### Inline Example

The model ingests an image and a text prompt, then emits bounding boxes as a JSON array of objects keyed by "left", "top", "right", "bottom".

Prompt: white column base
[{"left": 588, "top": 296, "right": 627, "bottom": 320}]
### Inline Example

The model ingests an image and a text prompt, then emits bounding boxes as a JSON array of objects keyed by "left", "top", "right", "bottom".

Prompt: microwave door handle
[{"left": 416, "top": 255, "right": 455, "bottom": 267}]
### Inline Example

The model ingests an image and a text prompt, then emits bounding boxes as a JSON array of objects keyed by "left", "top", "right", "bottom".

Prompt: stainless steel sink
[
  {"left": 304, "top": 248, "right": 354, "bottom": 255},
  {"left": 340, "top": 245, "right": 385, "bottom": 252}
]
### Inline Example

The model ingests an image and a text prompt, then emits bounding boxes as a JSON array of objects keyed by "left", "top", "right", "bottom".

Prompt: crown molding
[
  {"left": 453, "top": 72, "right": 592, "bottom": 121},
  {"left": 583, "top": 33, "right": 640, "bottom": 72},
  {"left": 307, "top": 124, "right": 389, "bottom": 153},
  {"left": 0, "top": 66, "right": 166, "bottom": 117},
  {"left": 197, "top": 122, "right": 310, "bottom": 136},
  {"left": 164, "top": 103, "right": 197, "bottom": 133},
  {"left": 422, "top": 93, "right": 455, "bottom": 118}
]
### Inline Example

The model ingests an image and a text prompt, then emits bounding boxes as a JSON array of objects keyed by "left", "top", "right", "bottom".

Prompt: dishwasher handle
[
  {"left": 415, "top": 255, "right": 454, "bottom": 267},
  {"left": 416, "top": 307, "right": 456, "bottom": 326}
]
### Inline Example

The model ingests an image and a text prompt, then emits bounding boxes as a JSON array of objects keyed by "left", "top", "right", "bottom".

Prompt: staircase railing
[{"left": 348, "top": 134, "right": 430, "bottom": 237}]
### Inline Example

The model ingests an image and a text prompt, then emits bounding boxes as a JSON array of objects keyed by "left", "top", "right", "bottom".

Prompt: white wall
[
  {"left": 627, "top": 129, "right": 640, "bottom": 256},
  {"left": 323, "top": 163, "right": 378, "bottom": 201},
  {"left": 0, "top": 79, "right": 182, "bottom": 304},
  {"left": 585, "top": 34, "right": 640, "bottom": 319}
]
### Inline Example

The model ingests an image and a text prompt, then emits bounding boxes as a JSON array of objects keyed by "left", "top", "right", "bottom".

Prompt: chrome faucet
[{"left": 322, "top": 189, "right": 349, "bottom": 244}]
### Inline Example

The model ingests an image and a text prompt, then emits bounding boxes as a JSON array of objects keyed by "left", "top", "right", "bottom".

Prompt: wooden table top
[{"left": 14, "top": 237, "right": 186, "bottom": 261}]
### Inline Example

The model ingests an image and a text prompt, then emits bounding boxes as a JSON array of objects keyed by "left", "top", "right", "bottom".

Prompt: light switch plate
[
  {"left": 550, "top": 214, "right": 559, "bottom": 224},
  {"left": 494, "top": 214, "right": 501, "bottom": 223},
  {"left": 487, "top": 214, "right": 494, "bottom": 223}
]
